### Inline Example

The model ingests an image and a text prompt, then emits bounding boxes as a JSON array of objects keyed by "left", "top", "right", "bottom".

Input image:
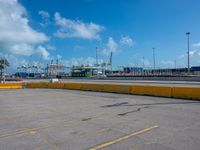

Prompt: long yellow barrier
[
  {"left": 130, "top": 85, "right": 172, "bottom": 97},
  {"left": 23, "top": 82, "right": 200, "bottom": 100},
  {"left": 172, "top": 87, "right": 200, "bottom": 99},
  {"left": 81, "top": 83, "right": 103, "bottom": 92},
  {"left": 26, "top": 82, "right": 48, "bottom": 88},
  {"left": 102, "top": 84, "right": 130, "bottom": 94},
  {"left": 48, "top": 83, "right": 65, "bottom": 89},
  {"left": 64, "top": 83, "right": 82, "bottom": 90},
  {"left": 0, "top": 83, "right": 22, "bottom": 89}
]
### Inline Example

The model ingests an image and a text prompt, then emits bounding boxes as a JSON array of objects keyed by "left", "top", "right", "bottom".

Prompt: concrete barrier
[
  {"left": 47, "top": 83, "right": 65, "bottom": 89},
  {"left": 81, "top": 83, "right": 103, "bottom": 92},
  {"left": 172, "top": 87, "right": 200, "bottom": 99},
  {"left": 26, "top": 82, "right": 48, "bottom": 88},
  {"left": 64, "top": 83, "right": 82, "bottom": 90},
  {"left": 18, "top": 82, "right": 200, "bottom": 100},
  {"left": 130, "top": 85, "right": 172, "bottom": 97},
  {"left": 0, "top": 83, "right": 22, "bottom": 89},
  {"left": 102, "top": 84, "right": 130, "bottom": 94}
]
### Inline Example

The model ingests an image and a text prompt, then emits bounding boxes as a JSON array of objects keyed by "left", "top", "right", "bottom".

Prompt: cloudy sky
[{"left": 1, "top": 0, "right": 200, "bottom": 72}]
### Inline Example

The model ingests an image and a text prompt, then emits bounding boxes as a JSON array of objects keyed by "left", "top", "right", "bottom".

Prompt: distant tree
[{"left": 0, "top": 58, "right": 9, "bottom": 76}]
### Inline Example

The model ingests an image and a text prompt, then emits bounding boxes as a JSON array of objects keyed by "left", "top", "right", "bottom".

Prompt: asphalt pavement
[{"left": 0, "top": 89, "right": 200, "bottom": 150}]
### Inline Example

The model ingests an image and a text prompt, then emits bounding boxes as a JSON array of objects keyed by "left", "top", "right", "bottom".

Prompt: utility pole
[
  {"left": 56, "top": 58, "right": 59, "bottom": 76},
  {"left": 186, "top": 32, "right": 190, "bottom": 74},
  {"left": 174, "top": 60, "right": 177, "bottom": 75},
  {"left": 110, "top": 52, "right": 113, "bottom": 71},
  {"left": 3, "top": 56, "right": 5, "bottom": 83},
  {"left": 174, "top": 60, "right": 176, "bottom": 69},
  {"left": 142, "top": 56, "right": 145, "bottom": 69},
  {"left": 96, "top": 47, "right": 98, "bottom": 66},
  {"left": 152, "top": 48, "right": 156, "bottom": 74},
  {"left": 47, "top": 64, "right": 49, "bottom": 77}
]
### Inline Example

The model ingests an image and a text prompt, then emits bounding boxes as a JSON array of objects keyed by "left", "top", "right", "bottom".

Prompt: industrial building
[{"left": 71, "top": 66, "right": 105, "bottom": 77}]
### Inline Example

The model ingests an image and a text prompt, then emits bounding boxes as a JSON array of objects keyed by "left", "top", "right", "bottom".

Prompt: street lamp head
[{"left": 186, "top": 32, "right": 190, "bottom": 35}]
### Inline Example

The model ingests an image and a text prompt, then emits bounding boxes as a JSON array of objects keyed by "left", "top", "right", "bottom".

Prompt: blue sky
[{"left": 1, "top": 0, "right": 200, "bottom": 72}]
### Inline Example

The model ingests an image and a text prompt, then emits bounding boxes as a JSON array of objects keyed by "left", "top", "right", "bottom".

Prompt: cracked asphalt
[{"left": 0, "top": 89, "right": 200, "bottom": 150}]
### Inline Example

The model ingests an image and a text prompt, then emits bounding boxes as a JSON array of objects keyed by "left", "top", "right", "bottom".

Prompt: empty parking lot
[{"left": 0, "top": 89, "right": 200, "bottom": 150}]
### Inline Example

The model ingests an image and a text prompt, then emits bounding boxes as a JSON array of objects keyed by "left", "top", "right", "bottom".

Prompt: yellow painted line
[
  {"left": 62, "top": 120, "right": 80, "bottom": 127},
  {"left": 88, "top": 125, "right": 159, "bottom": 150},
  {"left": 0, "top": 125, "right": 50, "bottom": 139},
  {"left": 90, "top": 113, "right": 105, "bottom": 119},
  {"left": 0, "top": 113, "right": 106, "bottom": 139},
  {"left": 97, "top": 128, "right": 112, "bottom": 134},
  {"left": 0, "top": 112, "right": 45, "bottom": 121}
]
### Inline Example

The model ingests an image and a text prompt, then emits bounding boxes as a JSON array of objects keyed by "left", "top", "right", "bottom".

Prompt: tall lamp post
[
  {"left": 96, "top": 47, "right": 98, "bottom": 66},
  {"left": 152, "top": 48, "right": 156, "bottom": 73},
  {"left": 186, "top": 32, "right": 190, "bottom": 74},
  {"left": 3, "top": 57, "right": 5, "bottom": 83}
]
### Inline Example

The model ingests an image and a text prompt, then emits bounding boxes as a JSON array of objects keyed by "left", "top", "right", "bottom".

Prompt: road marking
[
  {"left": 0, "top": 113, "right": 106, "bottom": 139},
  {"left": 0, "top": 125, "right": 50, "bottom": 139},
  {"left": 88, "top": 125, "right": 159, "bottom": 150},
  {"left": 29, "top": 131, "right": 37, "bottom": 134},
  {"left": 97, "top": 128, "right": 112, "bottom": 134},
  {"left": 0, "top": 112, "right": 44, "bottom": 121}
]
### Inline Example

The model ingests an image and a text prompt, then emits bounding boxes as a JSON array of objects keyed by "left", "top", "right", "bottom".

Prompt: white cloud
[
  {"left": 54, "top": 12, "right": 104, "bottom": 40},
  {"left": 103, "top": 37, "right": 118, "bottom": 56},
  {"left": 160, "top": 60, "right": 177, "bottom": 68},
  {"left": 189, "top": 50, "right": 200, "bottom": 57},
  {"left": 181, "top": 50, "right": 200, "bottom": 58},
  {"left": 107, "top": 37, "right": 118, "bottom": 52},
  {"left": 11, "top": 43, "right": 34, "bottom": 56},
  {"left": 192, "top": 42, "right": 200, "bottom": 47},
  {"left": 161, "top": 60, "right": 174, "bottom": 67},
  {"left": 37, "top": 46, "right": 50, "bottom": 60},
  {"left": 0, "top": 0, "right": 49, "bottom": 59},
  {"left": 38, "top": 10, "right": 50, "bottom": 27},
  {"left": 38, "top": 10, "right": 50, "bottom": 19},
  {"left": 46, "top": 44, "right": 56, "bottom": 51},
  {"left": 63, "top": 57, "right": 102, "bottom": 67},
  {"left": 56, "top": 54, "right": 62, "bottom": 59},
  {"left": 120, "top": 36, "right": 134, "bottom": 47}
]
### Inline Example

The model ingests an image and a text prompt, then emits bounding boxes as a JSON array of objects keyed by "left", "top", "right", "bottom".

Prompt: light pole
[
  {"left": 3, "top": 56, "right": 5, "bottom": 83},
  {"left": 96, "top": 47, "right": 98, "bottom": 66},
  {"left": 152, "top": 48, "right": 156, "bottom": 72},
  {"left": 186, "top": 32, "right": 190, "bottom": 74},
  {"left": 174, "top": 60, "right": 177, "bottom": 75},
  {"left": 142, "top": 56, "right": 145, "bottom": 75},
  {"left": 174, "top": 59, "right": 177, "bottom": 69},
  {"left": 142, "top": 56, "right": 145, "bottom": 69}
]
